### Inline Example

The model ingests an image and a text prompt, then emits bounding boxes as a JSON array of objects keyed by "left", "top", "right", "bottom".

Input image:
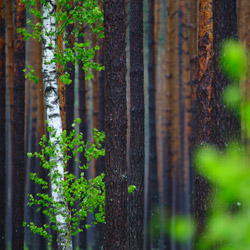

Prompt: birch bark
[{"left": 42, "top": 1, "right": 73, "bottom": 249}]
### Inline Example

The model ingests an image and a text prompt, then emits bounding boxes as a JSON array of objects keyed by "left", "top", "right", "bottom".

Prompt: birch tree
[
  {"left": 41, "top": 1, "right": 73, "bottom": 249},
  {"left": 19, "top": 0, "right": 105, "bottom": 249}
]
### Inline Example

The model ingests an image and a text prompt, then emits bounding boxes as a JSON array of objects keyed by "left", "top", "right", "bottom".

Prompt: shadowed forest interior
[{"left": 1, "top": 0, "right": 250, "bottom": 249}]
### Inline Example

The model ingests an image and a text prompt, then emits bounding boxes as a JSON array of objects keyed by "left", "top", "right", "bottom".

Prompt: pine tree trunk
[
  {"left": 147, "top": 0, "right": 159, "bottom": 248},
  {"left": 166, "top": 1, "right": 192, "bottom": 249},
  {"left": 0, "top": 0, "right": 6, "bottom": 248},
  {"left": 12, "top": 0, "right": 26, "bottom": 249},
  {"left": 128, "top": 1, "right": 144, "bottom": 249},
  {"left": 104, "top": 1, "right": 128, "bottom": 249},
  {"left": 78, "top": 25, "right": 88, "bottom": 250},
  {"left": 6, "top": 0, "right": 14, "bottom": 126},
  {"left": 42, "top": 2, "right": 73, "bottom": 249}
]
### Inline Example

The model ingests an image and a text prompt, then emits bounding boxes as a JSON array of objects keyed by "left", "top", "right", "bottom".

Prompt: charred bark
[{"left": 104, "top": 1, "right": 128, "bottom": 249}]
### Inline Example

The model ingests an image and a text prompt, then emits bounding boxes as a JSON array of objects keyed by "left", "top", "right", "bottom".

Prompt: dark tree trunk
[
  {"left": 147, "top": 0, "right": 159, "bottom": 248},
  {"left": 104, "top": 1, "right": 128, "bottom": 249},
  {"left": 0, "top": 0, "right": 6, "bottom": 248},
  {"left": 12, "top": 0, "right": 26, "bottom": 249},
  {"left": 213, "top": 0, "right": 239, "bottom": 143},
  {"left": 128, "top": 0, "right": 144, "bottom": 249},
  {"left": 79, "top": 26, "right": 87, "bottom": 250},
  {"left": 93, "top": 1, "right": 105, "bottom": 247},
  {"left": 195, "top": 0, "right": 240, "bottom": 243},
  {"left": 195, "top": 0, "right": 214, "bottom": 237},
  {"left": 65, "top": 19, "right": 75, "bottom": 175}
]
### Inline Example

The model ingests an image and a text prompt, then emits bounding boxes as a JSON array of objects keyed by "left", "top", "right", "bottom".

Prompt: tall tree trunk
[
  {"left": 12, "top": 1, "right": 26, "bottom": 249},
  {"left": 6, "top": 0, "right": 14, "bottom": 126},
  {"left": 104, "top": 1, "right": 128, "bottom": 249},
  {"left": 34, "top": 2, "right": 47, "bottom": 249},
  {"left": 195, "top": 0, "right": 240, "bottom": 243},
  {"left": 196, "top": 0, "right": 214, "bottom": 240},
  {"left": 166, "top": 1, "right": 192, "bottom": 249},
  {"left": 65, "top": 14, "right": 75, "bottom": 175},
  {"left": 78, "top": 25, "right": 87, "bottom": 250},
  {"left": 213, "top": 0, "right": 239, "bottom": 143},
  {"left": 147, "top": 0, "right": 159, "bottom": 248},
  {"left": 0, "top": 0, "right": 5, "bottom": 248},
  {"left": 155, "top": 0, "right": 168, "bottom": 248},
  {"left": 42, "top": 1, "right": 72, "bottom": 249},
  {"left": 128, "top": 1, "right": 144, "bottom": 249}
]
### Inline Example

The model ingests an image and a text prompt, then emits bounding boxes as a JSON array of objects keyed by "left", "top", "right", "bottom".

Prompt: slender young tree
[
  {"left": 104, "top": 1, "right": 128, "bottom": 249},
  {"left": 129, "top": 0, "right": 144, "bottom": 249},
  {"left": 0, "top": 0, "right": 5, "bottom": 248},
  {"left": 12, "top": 0, "right": 26, "bottom": 249},
  {"left": 41, "top": 1, "right": 73, "bottom": 249}
]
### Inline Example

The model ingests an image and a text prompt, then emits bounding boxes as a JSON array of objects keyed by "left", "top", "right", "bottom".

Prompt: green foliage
[
  {"left": 148, "top": 209, "right": 195, "bottom": 243},
  {"left": 219, "top": 39, "right": 248, "bottom": 80},
  {"left": 195, "top": 40, "right": 250, "bottom": 250},
  {"left": 19, "top": 0, "right": 104, "bottom": 82},
  {"left": 25, "top": 119, "right": 105, "bottom": 245},
  {"left": 128, "top": 185, "right": 136, "bottom": 194}
]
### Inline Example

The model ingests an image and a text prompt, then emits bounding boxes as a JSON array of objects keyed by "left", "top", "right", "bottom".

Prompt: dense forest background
[{"left": 0, "top": 0, "right": 250, "bottom": 249}]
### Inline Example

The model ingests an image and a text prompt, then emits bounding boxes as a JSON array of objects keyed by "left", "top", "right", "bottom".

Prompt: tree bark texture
[
  {"left": 195, "top": 0, "right": 240, "bottom": 241},
  {"left": 165, "top": 0, "right": 192, "bottom": 249},
  {"left": 237, "top": 0, "right": 250, "bottom": 145},
  {"left": 195, "top": 0, "right": 214, "bottom": 236},
  {"left": 12, "top": 1, "right": 26, "bottom": 249},
  {"left": 0, "top": 0, "right": 5, "bottom": 248},
  {"left": 104, "top": 1, "right": 128, "bottom": 249},
  {"left": 6, "top": 0, "right": 14, "bottom": 126},
  {"left": 147, "top": 0, "right": 159, "bottom": 248},
  {"left": 42, "top": 2, "right": 73, "bottom": 249},
  {"left": 129, "top": 0, "right": 144, "bottom": 249},
  {"left": 78, "top": 24, "right": 88, "bottom": 250},
  {"left": 65, "top": 10, "right": 75, "bottom": 175}
]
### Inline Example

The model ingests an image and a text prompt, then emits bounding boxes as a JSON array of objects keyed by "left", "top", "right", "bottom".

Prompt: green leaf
[{"left": 128, "top": 185, "right": 136, "bottom": 194}]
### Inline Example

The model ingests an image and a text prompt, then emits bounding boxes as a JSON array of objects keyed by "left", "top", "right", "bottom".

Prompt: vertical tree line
[
  {"left": 0, "top": 0, "right": 247, "bottom": 249},
  {"left": 103, "top": 1, "right": 128, "bottom": 249},
  {"left": 0, "top": 0, "right": 5, "bottom": 248}
]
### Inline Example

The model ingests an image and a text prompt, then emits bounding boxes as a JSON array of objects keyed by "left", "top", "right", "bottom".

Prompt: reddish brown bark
[
  {"left": 12, "top": 1, "right": 26, "bottom": 249},
  {"left": 165, "top": 0, "right": 192, "bottom": 249},
  {"left": 104, "top": 1, "right": 128, "bottom": 249},
  {"left": 195, "top": 0, "right": 239, "bottom": 241},
  {"left": 195, "top": 0, "right": 214, "bottom": 238},
  {"left": 0, "top": 0, "right": 5, "bottom": 248}
]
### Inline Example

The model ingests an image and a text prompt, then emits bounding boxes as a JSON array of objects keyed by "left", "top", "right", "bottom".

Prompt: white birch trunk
[{"left": 41, "top": 2, "right": 73, "bottom": 249}]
